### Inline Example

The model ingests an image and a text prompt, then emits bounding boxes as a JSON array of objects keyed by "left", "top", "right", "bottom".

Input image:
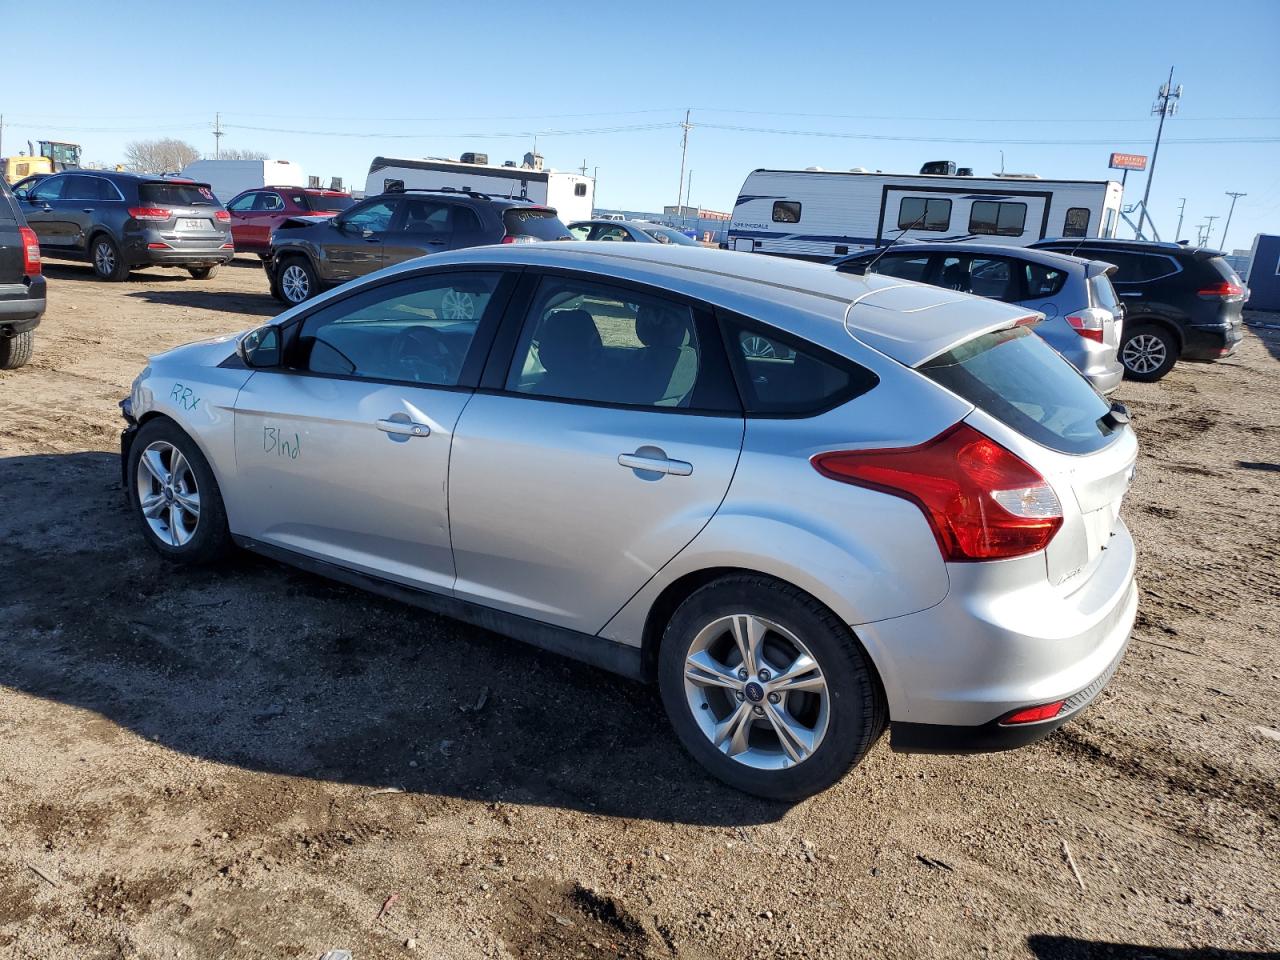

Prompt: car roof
[
  {"left": 374, "top": 188, "right": 541, "bottom": 208},
  {"left": 1035, "top": 237, "right": 1221, "bottom": 258},
  {"left": 847, "top": 242, "right": 1090, "bottom": 269},
  {"left": 369, "top": 242, "right": 1031, "bottom": 366}
]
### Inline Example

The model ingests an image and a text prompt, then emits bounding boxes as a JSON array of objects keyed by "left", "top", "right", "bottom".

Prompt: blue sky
[{"left": 6, "top": 0, "right": 1278, "bottom": 249}]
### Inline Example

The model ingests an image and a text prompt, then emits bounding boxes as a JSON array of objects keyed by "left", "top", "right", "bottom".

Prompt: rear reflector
[
  {"left": 18, "top": 226, "right": 40, "bottom": 275},
  {"left": 1000, "top": 701, "right": 1066, "bottom": 725},
  {"left": 147, "top": 242, "right": 171, "bottom": 250},
  {"left": 129, "top": 207, "right": 172, "bottom": 221},
  {"left": 1197, "top": 281, "right": 1244, "bottom": 299},
  {"left": 812, "top": 422, "right": 1063, "bottom": 562},
  {"left": 221, "top": 243, "right": 234, "bottom": 249},
  {"left": 1066, "top": 312, "right": 1105, "bottom": 343}
]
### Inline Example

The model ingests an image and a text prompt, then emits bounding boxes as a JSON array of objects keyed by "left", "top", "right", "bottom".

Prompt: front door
[
  {"left": 324, "top": 198, "right": 398, "bottom": 282},
  {"left": 449, "top": 273, "right": 744, "bottom": 634},
  {"left": 231, "top": 269, "right": 509, "bottom": 591}
]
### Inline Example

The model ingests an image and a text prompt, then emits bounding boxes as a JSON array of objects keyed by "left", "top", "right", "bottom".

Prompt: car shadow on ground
[
  {"left": 127, "top": 288, "right": 279, "bottom": 317},
  {"left": 40, "top": 262, "right": 190, "bottom": 284},
  {"left": 1027, "top": 935, "right": 1278, "bottom": 959},
  {"left": 0, "top": 450, "right": 795, "bottom": 827}
]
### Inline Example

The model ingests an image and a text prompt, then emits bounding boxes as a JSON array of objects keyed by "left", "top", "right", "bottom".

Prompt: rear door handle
[
  {"left": 377, "top": 418, "right": 430, "bottom": 438},
  {"left": 618, "top": 452, "right": 693, "bottom": 476},
  {"left": 82, "top": 207, "right": 95, "bottom": 213}
]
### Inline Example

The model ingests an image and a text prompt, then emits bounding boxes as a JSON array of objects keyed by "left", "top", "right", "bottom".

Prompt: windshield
[
  {"left": 140, "top": 182, "right": 218, "bottom": 206},
  {"left": 503, "top": 208, "right": 571, "bottom": 241},
  {"left": 642, "top": 226, "right": 699, "bottom": 246},
  {"left": 303, "top": 193, "right": 356, "bottom": 213},
  {"left": 921, "top": 327, "right": 1115, "bottom": 455}
]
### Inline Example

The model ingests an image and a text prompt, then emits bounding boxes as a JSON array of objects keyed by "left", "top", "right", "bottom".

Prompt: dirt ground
[{"left": 1, "top": 258, "right": 1277, "bottom": 960}]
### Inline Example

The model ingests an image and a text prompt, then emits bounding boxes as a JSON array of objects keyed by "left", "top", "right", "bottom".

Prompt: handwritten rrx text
[
  {"left": 263, "top": 426, "right": 300, "bottom": 460},
  {"left": 169, "top": 383, "right": 200, "bottom": 410}
]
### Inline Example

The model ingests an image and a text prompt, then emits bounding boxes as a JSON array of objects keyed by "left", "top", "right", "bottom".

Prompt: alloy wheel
[
  {"left": 280, "top": 264, "right": 311, "bottom": 303},
  {"left": 136, "top": 440, "right": 200, "bottom": 547},
  {"left": 1122, "top": 333, "right": 1167, "bottom": 375},
  {"left": 94, "top": 241, "right": 117, "bottom": 277},
  {"left": 682, "top": 614, "right": 830, "bottom": 770}
]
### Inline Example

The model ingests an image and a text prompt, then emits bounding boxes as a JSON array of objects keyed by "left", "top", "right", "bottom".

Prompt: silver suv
[{"left": 119, "top": 244, "right": 1138, "bottom": 799}]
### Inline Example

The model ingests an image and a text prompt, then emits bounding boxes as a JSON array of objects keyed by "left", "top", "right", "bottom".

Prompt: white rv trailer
[
  {"left": 728, "top": 167, "right": 1123, "bottom": 261},
  {"left": 365, "top": 156, "right": 595, "bottom": 223},
  {"left": 178, "top": 159, "right": 307, "bottom": 204}
]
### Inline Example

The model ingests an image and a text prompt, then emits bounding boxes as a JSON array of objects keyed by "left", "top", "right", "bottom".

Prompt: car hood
[{"left": 150, "top": 331, "right": 242, "bottom": 368}]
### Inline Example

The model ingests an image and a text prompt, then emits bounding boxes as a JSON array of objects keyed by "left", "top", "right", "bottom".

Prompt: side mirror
[{"left": 238, "top": 324, "right": 282, "bottom": 368}]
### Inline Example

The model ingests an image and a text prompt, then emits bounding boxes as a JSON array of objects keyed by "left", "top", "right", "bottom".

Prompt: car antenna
[{"left": 857, "top": 212, "right": 926, "bottom": 275}]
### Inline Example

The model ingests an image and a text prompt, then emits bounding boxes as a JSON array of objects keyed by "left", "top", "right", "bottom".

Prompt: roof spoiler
[{"left": 1086, "top": 260, "right": 1118, "bottom": 278}]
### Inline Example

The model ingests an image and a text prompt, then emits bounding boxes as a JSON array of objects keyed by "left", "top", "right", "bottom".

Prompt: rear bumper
[
  {"left": 853, "top": 519, "right": 1138, "bottom": 749},
  {"left": 1086, "top": 365, "right": 1124, "bottom": 395},
  {"left": 133, "top": 247, "right": 234, "bottom": 267},
  {"left": 0, "top": 277, "right": 46, "bottom": 332},
  {"left": 1182, "top": 320, "right": 1244, "bottom": 360},
  {"left": 124, "top": 233, "right": 234, "bottom": 268}
]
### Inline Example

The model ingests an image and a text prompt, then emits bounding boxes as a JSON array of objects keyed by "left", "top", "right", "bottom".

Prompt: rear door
[
  {"left": 225, "top": 192, "right": 261, "bottom": 250},
  {"left": 448, "top": 272, "right": 745, "bottom": 633},
  {"left": 23, "top": 174, "right": 72, "bottom": 250},
  {"left": 0, "top": 182, "right": 25, "bottom": 283}
]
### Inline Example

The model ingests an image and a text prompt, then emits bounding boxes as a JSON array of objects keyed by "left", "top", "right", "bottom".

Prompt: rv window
[
  {"left": 772, "top": 201, "right": 801, "bottom": 224},
  {"left": 897, "top": 197, "right": 951, "bottom": 232},
  {"left": 383, "top": 179, "right": 405, "bottom": 193},
  {"left": 1063, "top": 207, "right": 1090, "bottom": 238},
  {"left": 969, "top": 201, "right": 1027, "bottom": 237},
  {"left": 574, "top": 183, "right": 587, "bottom": 197}
]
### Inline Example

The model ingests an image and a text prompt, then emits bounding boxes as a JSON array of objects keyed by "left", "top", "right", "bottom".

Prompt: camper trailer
[
  {"left": 728, "top": 164, "right": 1123, "bottom": 261},
  {"left": 179, "top": 159, "right": 307, "bottom": 204},
  {"left": 365, "top": 154, "right": 594, "bottom": 223}
]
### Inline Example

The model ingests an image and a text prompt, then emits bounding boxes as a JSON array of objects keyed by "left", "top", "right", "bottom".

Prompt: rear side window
[
  {"left": 721, "top": 316, "right": 877, "bottom": 416},
  {"left": 302, "top": 193, "right": 355, "bottom": 213},
  {"left": 503, "top": 208, "right": 571, "bottom": 241},
  {"left": 921, "top": 327, "right": 1113, "bottom": 455},
  {"left": 898, "top": 197, "right": 951, "bottom": 232},
  {"left": 969, "top": 201, "right": 1027, "bottom": 237},
  {"left": 874, "top": 255, "right": 932, "bottom": 281},
  {"left": 140, "top": 182, "right": 218, "bottom": 206}
]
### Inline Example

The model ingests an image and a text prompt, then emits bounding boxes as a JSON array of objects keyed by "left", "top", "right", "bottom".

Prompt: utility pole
[
  {"left": 0, "top": 114, "right": 4, "bottom": 159},
  {"left": 1137, "top": 67, "right": 1181, "bottom": 240},
  {"left": 1202, "top": 215, "right": 1219, "bottom": 248},
  {"left": 1174, "top": 198, "right": 1187, "bottom": 242},
  {"left": 579, "top": 159, "right": 588, "bottom": 176},
  {"left": 676, "top": 109, "right": 692, "bottom": 211},
  {"left": 1220, "top": 191, "right": 1246, "bottom": 252},
  {"left": 213, "top": 112, "right": 224, "bottom": 160},
  {"left": 1195, "top": 222, "right": 1209, "bottom": 247},
  {"left": 593, "top": 165, "right": 599, "bottom": 211}
]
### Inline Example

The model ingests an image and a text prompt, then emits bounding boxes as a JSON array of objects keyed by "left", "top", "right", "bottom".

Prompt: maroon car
[{"left": 224, "top": 186, "right": 355, "bottom": 255}]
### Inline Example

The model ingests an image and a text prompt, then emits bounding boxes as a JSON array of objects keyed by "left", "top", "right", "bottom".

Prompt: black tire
[
  {"left": 90, "top": 233, "right": 130, "bottom": 282},
  {"left": 275, "top": 256, "right": 318, "bottom": 305},
  {"left": 127, "top": 418, "right": 232, "bottom": 565},
  {"left": 188, "top": 265, "right": 219, "bottom": 280},
  {"left": 657, "top": 575, "right": 886, "bottom": 800},
  {"left": 1119, "top": 322, "right": 1178, "bottom": 382},
  {"left": 0, "top": 330, "right": 34, "bottom": 370}
]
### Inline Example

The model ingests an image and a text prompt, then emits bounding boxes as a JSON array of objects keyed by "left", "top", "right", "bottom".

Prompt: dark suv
[
  {"left": 266, "top": 188, "right": 572, "bottom": 305},
  {"left": 1031, "top": 238, "right": 1246, "bottom": 381},
  {"left": 0, "top": 178, "right": 45, "bottom": 369},
  {"left": 20, "top": 171, "right": 233, "bottom": 282}
]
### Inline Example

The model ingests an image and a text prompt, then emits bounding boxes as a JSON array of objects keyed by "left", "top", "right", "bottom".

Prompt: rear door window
[
  {"left": 920, "top": 327, "right": 1114, "bottom": 455},
  {"left": 1023, "top": 261, "right": 1068, "bottom": 298},
  {"left": 938, "top": 256, "right": 1018, "bottom": 300},
  {"left": 874, "top": 254, "right": 933, "bottom": 282}
]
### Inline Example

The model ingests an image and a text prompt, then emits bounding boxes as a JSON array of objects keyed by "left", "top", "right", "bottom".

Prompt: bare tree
[
  {"left": 123, "top": 138, "right": 201, "bottom": 174},
  {"left": 215, "top": 148, "right": 270, "bottom": 161}
]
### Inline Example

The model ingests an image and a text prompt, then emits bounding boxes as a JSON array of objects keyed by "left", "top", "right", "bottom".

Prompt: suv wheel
[
  {"left": 128, "top": 419, "right": 231, "bottom": 564},
  {"left": 0, "top": 330, "right": 34, "bottom": 370},
  {"left": 658, "top": 575, "right": 886, "bottom": 800},
  {"left": 277, "top": 258, "right": 317, "bottom": 305},
  {"left": 188, "top": 265, "right": 218, "bottom": 280},
  {"left": 91, "top": 234, "right": 129, "bottom": 282},
  {"left": 1120, "top": 323, "right": 1177, "bottom": 382}
]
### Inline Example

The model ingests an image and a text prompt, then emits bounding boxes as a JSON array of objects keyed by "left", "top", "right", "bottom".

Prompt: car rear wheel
[
  {"left": 91, "top": 234, "right": 129, "bottom": 282},
  {"left": 277, "top": 258, "right": 317, "bottom": 305},
  {"left": 188, "top": 265, "right": 218, "bottom": 280},
  {"left": 1120, "top": 323, "right": 1177, "bottom": 382},
  {"left": 128, "top": 419, "right": 231, "bottom": 565},
  {"left": 658, "top": 575, "right": 886, "bottom": 800},
  {"left": 0, "top": 330, "right": 34, "bottom": 369}
]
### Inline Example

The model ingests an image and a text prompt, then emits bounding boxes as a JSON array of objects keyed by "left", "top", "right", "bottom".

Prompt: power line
[
  {"left": 694, "top": 121, "right": 1275, "bottom": 145},
  {"left": 220, "top": 121, "right": 678, "bottom": 140}
]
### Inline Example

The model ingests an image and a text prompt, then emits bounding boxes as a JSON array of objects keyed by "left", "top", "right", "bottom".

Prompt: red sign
[{"left": 1109, "top": 152, "right": 1149, "bottom": 171}]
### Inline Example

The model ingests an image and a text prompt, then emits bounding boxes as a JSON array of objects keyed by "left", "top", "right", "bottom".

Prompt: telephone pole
[
  {"left": 1174, "top": 198, "right": 1186, "bottom": 242},
  {"left": 213, "top": 112, "right": 224, "bottom": 160},
  {"left": 676, "top": 110, "right": 692, "bottom": 211},
  {"left": 1137, "top": 67, "right": 1181, "bottom": 240},
  {"left": 0, "top": 114, "right": 5, "bottom": 159},
  {"left": 1219, "top": 191, "right": 1246, "bottom": 252},
  {"left": 1202, "top": 215, "right": 1219, "bottom": 248}
]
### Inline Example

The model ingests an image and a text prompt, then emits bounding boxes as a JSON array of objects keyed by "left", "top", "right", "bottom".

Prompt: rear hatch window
[
  {"left": 1089, "top": 272, "right": 1122, "bottom": 315},
  {"left": 140, "top": 182, "right": 219, "bottom": 207},
  {"left": 503, "top": 207, "right": 571, "bottom": 241},
  {"left": 303, "top": 193, "right": 355, "bottom": 213},
  {"left": 920, "top": 326, "right": 1114, "bottom": 455}
]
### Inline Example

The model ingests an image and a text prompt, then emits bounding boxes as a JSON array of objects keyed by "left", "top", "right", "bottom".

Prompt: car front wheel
[
  {"left": 276, "top": 258, "right": 318, "bottom": 305},
  {"left": 128, "top": 419, "right": 231, "bottom": 564},
  {"left": 658, "top": 575, "right": 886, "bottom": 800}
]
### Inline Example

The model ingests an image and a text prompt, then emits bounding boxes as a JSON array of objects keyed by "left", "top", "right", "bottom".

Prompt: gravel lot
[{"left": 1, "top": 259, "right": 1277, "bottom": 960}]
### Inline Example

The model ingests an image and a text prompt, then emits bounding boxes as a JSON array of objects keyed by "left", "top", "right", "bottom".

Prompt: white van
[
  {"left": 178, "top": 159, "right": 307, "bottom": 205},
  {"left": 366, "top": 156, "right": 594, "bottom": 224},
  {"left": 728, "top": 167, "right": 1123, "bottom": 261}
]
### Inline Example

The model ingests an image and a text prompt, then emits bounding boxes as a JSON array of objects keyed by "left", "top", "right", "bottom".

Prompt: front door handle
[
  {"left": 618, "top": 451, "right": 693, "bottom": 477},
  {"left": 377, "top": 418, "right": 430, "bottom": 438}
]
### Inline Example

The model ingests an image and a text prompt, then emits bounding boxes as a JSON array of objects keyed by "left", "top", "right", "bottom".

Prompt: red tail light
[
  {"left": 1065, "top": 312, "right": 1105, "bottom": 343},
  {"left": 501, "top": 234, "right": 536, "bottom": 244},
  {"left": 1196, "top": 280, "right": 1243, "bottom": 299},
  {"left": 999, "top": 700, "right": 1066, "bottom": 725},
  {"left": 18, "top": 226, "right": 40, "bottom": 275},
  {"left": 129, "top": 207, "right": 172, "bottom": 222},
  {"left": 812, "top": 423, "right": 1063, "bottom": 562},
  {"left": 214, "top": 210, "right": 231, "bottom": 222}
]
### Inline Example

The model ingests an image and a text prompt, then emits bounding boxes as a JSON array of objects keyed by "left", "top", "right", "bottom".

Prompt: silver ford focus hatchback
[{"left": 120, "top": 243, "right": 1138, "bottom": 799}]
